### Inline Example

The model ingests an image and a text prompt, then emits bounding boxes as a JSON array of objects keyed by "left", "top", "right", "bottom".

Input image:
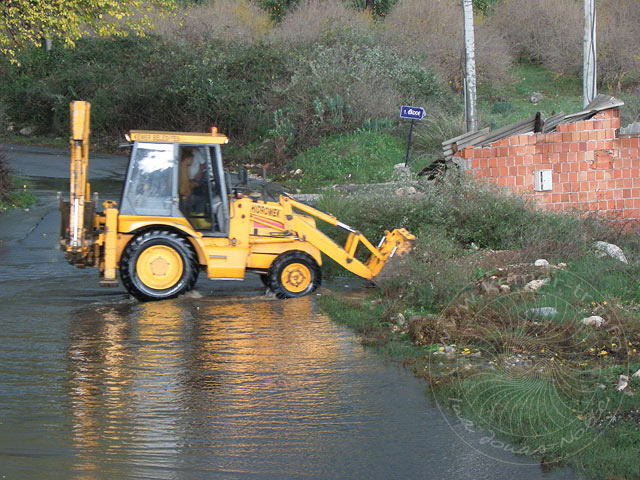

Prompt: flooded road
[{"left": 0, "top": 145, "right": 583, "bottom": 479}]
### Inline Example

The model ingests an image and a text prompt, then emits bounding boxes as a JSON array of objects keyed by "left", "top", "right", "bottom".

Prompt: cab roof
[{"left": 128, "top": 130, "right": 229, "bottom": 145}]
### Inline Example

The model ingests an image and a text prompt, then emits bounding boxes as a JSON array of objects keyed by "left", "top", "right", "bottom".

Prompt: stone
[
  {"left": 534, "top": 259, "right": 549, "bottom": 267},
  {"left": 530, "top": 92, "right": 543, "bottom": 103},
  {"left": 393, "top": 163, "right": 412, "bottom": 180},
  {"left": 593, "top": 241, "right": 628, "bottom": 264},
  {"left": 632, "top": 368, "right": 640, "bottom": 379},
  {"left": 395, "top": 186, "right": 417, "bottom": 197},
  {"left": 615, "top": 375, "right": 629, "bottom": 391},
  {"left": 499, "top": 284, "right": 511, "bottom": 294},
  {"left": 391, "top": 313, "right": 406, "bottom": 326},
  {"left": 524, "top": 278, "right": 550, "bottom": 292},
  {"left": 581, "top": 315, "right": 605, "bottom": 328},
  {"left": 525, "top": 307, "right": 558, "bottom": 320},
  {"left": 19, "top": 125, "right": 37, "bottom": 136}
]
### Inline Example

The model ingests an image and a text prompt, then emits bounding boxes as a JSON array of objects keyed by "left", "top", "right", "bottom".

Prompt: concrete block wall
[{"left": 454, "top": 107, "right": 640, "bottom": 220}]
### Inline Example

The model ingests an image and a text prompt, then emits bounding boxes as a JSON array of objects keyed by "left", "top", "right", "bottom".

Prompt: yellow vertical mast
[{"left": 69, "top": 101, "right": 91, "bottom": 250}]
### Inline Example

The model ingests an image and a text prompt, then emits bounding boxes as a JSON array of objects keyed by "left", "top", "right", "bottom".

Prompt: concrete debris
[
  {"left": 534, "top": 259, "right": 549, "bottom": 267},
  {"left": 525, "top": 307, "right": 558, "bottom": 320},
  {"left": 530, "top": 92, "right": 544, "bottom": 103},
  {"left": 524, "top": 278, "right": 550, "bottom": 292},
  {"left": 391, "top": 313, "right": 406, "bottom": 326},
  {"left": 593, "top": 241, "right": 628, "bottom": 264},
  {"left": 395, "top": 186, "right": 417, "bottom": 197},
  {"left": 19, "top": 125, "right": 37, "bottom": 136},
  {"left": 581, "top": 315, "right": 605, "bottom": 328},
  {"left": 392, "top": 163, "right": 412, "bottom": 180},
  {"left": 615, "top": 375, "right": 630, "bottom": 391}
]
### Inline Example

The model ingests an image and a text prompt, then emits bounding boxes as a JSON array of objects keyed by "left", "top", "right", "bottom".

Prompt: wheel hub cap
[
  {"left": 137, "top": 245, "right": 183, "bottom": 290},
  {"left": 282, "top": 263, "right": 311, "bottom": 293}
]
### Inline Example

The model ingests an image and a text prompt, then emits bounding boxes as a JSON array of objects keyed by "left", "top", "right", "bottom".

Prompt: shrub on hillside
[
  {"left": 489, "top": 0, "right": 640, "bottom": 86},
  {"left": 0, "top": 99, "right": 8, "bottom": 133},
  {"left": 270, "top": 0, "right": 373, "bottom": 46},
  {"left": 0, "top": 151, "right": 11, "bottom": 202},
  {"left": 268, "top": 41, "right": 442, "bottom": 154},
  {"left": 0, "top": 37, "right": 289, "bottom": 142},
  {"left": 382, "top": 0, "right": 512, "bottom": 88},
  {"left": 489, "top": 0, "right": 582, "bottom": 76},
  {"left": 153, "top": 0, "right": 272, "bottom": 45},
  {"left": 321, "top": 173, "right": 609, "bottom": 254},
  {"left": 597, "top": 0, "right": 640, "bottom": 88}
]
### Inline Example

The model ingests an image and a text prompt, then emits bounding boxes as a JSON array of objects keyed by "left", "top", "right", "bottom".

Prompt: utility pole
[
  {"left": 583, "top": 0, "right": 597, "bottom": 107},
  {"left": 462, "top": 0, "right": 477, "bottom": 133}
]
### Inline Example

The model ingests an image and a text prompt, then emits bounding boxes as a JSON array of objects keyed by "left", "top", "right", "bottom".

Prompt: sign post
[{"left": 399, "top": 106, "right": 425, "bottom": 167}]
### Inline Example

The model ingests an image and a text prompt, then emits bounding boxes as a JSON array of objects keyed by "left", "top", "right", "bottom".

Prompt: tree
[{"left": 0, "top": 0, "right": 176, "bottom": 61}]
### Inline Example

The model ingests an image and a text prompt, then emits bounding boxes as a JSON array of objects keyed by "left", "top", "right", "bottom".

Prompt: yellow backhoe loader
[{"left": 59, "top": 101, "right": 414, "bottom": 301}]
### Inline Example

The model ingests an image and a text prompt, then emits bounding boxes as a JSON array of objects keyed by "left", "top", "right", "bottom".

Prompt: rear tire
[
  {"left": 120, "top": 230, "right": 199, "bottom": 301},
  {"left": 267, "top": 251, "right": 321, "bottom": 299}
]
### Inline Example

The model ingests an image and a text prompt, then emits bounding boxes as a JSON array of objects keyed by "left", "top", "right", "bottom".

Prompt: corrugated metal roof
[{"left": 442, "top": 94, "right": 624, "bottom": 159}]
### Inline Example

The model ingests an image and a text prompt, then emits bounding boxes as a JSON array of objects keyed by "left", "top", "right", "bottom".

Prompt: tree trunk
[{"left": 365, "top": 0, "right": 375, "bottom": 12}]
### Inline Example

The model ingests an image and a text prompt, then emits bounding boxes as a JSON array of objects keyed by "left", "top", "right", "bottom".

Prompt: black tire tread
[
  {"left": 120, "top": 230, "right": 199, "bottom": 301},
  {"left": 267, "top": 251, "right": 321, "bottom": 299}
]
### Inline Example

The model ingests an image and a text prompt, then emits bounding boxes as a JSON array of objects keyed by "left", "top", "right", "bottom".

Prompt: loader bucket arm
[
  {"left": 60, "top": 100, "right": 97, "bottom": 266},
  {"left": 281, "top": 196, "right": 415, "bottom": 280}
]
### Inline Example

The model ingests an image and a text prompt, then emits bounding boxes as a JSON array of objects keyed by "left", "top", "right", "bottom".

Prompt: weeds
[{"left": 0, "top": 152, "right": 37, "bottom": 212}]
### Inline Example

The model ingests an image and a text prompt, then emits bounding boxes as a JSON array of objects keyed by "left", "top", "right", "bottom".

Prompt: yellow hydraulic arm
[
  {"left": 280, "top": 196, "right": 414, "bottom": 280},
  {"left": 68, "top": 100, "right": 91, "bottom": 252}
]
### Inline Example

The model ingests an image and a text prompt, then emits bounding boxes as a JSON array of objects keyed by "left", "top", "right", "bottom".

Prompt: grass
[
  {"left": 478, "top": 63, "right": 583, "bottom": 130},
  {"left": 0, "top": 182, "right": 38, "bottom": 211},
  {"left": 283, "top": 131, "right": 406, "bottom": 191}
]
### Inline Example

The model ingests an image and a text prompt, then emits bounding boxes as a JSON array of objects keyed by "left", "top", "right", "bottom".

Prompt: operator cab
[{"left": 119, "top": 130, "right": 230, "bottom": 236}]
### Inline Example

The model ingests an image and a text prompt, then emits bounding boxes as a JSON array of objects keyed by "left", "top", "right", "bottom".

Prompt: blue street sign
[{"left": 400, "top": 105, "right": 425, "bottom": 120}]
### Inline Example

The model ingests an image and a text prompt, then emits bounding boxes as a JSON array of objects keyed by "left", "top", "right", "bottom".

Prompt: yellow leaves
[{"left": 0, "top": 0, "right": 177, "bottom": 61}]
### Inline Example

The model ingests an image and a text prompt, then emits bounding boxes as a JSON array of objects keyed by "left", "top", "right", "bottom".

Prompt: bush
[
  {"left": 320, "top": 173, "right": 610, "bottom": 254},
  {"left": 270, "top": 0, "right": 373, "bottom": 46},
  {"left": 153, "top": 0, "right": 272, "bottom": 45},
  {"left": 268, "top": 41, "right": 443, "bottom": 154},
  {"left": 382, "top": 0, "right": 513, "bottom": 88},
  {"left": 0, "top": 37, "right": 290, "bottom": 142},
  {"left": 0, "top": 151, "right": 10, "bottom": 202},
  {"left": 489, "top": 0, "right": 582, "bottom": 75},
  {"left": 597, "top": 0, "right": 640, "bottom": 88}
]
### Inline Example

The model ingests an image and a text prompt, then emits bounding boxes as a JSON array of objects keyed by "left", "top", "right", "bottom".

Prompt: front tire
[
  {"left": 120, "top": 230, "right": 199, "bottom": 301},
  {"left": 267, "top": 251, "right": 321, "bottom": 299}
]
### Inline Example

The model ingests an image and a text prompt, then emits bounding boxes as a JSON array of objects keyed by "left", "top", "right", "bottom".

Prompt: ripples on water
[{"left": 65, "top": 297, "right": 390, "bottom": 479}]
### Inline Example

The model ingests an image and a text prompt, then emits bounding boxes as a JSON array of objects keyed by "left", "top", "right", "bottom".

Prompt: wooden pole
[
  {"left": 462, "top": 0, "right": 477, "bottom": 132},
  {"left": 583, "top": 0, "right": 597, "bottom": 107}
]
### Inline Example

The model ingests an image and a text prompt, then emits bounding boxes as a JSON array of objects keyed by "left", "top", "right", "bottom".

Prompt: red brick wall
[{"left": 455, "top": 107, "right": 640, "bottom": 220}]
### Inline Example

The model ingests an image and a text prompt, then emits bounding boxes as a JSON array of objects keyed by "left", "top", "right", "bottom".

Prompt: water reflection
[
  {"left": 67, "top": 296, "right": 356, "bottom": 478},
  {"left": 63, "top": 294, "right": 582, "bottom": 480}
]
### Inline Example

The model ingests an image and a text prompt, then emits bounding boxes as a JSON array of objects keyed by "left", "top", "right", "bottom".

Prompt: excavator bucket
[{"left": 367, "top": 228, "right": 415, "bottom": 283}]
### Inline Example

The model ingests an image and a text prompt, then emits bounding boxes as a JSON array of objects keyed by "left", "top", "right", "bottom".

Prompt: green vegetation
[
  {"left": 316, "top": 175, "right": 640, "bottom": 479},
  {"left": 286, "top": 131, "right": 404, "bottom": 190}
]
